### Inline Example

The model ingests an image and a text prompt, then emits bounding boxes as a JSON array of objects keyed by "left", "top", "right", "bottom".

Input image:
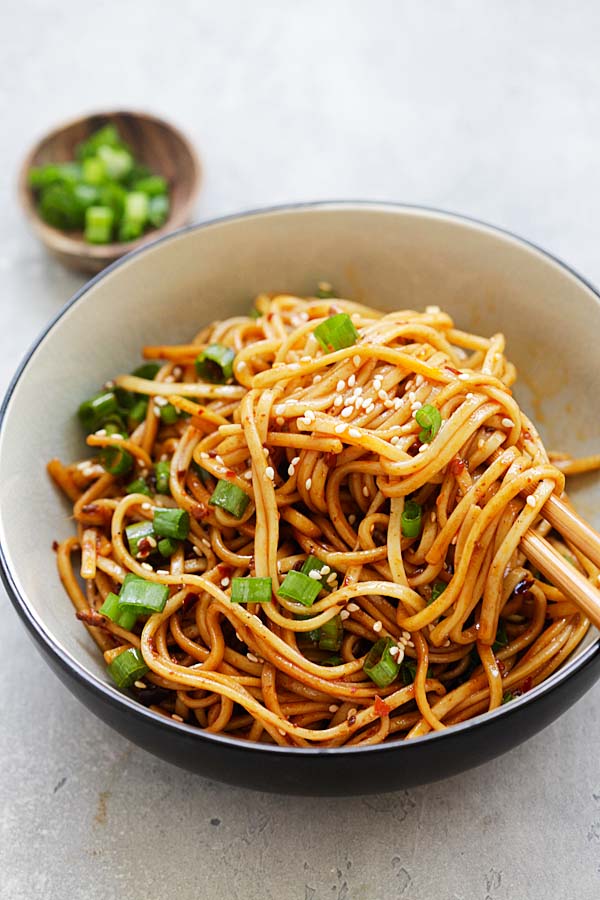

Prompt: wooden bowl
[{"left": 18, "top": 110, "right": 202, "bottom": 273}]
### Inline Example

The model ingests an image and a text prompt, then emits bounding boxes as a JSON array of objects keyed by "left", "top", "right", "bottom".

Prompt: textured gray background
[{"left": 2, "top": 2, "right": 600, "bottom": 898}]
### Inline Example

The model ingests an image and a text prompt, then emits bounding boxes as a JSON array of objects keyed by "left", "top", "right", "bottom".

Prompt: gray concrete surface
[{"left": 2, "top": 2, "right": 600, "bottom": 898}]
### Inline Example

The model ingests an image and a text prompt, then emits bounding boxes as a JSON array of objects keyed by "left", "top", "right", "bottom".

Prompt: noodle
[{"left": 49, "top": 293, "right": 600, "bottom": 747}]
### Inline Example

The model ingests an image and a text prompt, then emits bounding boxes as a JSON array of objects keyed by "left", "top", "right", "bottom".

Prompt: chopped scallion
[
  {"left": 128, "top": 398, "right": 148, "bottom": 427},
  {"left": 415, "top": 404, "right": 442, "bottom": 443},
  {"left": 157, "top": 537, "right": 179, "bottom": 557},
  {"left": 84, "top": 205, "right": 114, "bottom": 244},
  {"left": 153, "top": 508, "right": 190, "bottom": 540},
  {"left": 313, "top": 313, "right": 359, "bottom": 352},
  {"left": 318, "top": 614, "right": 343, "bottom": 651},
  {"left": 125, "top": 477, "right": 151, "bottom": 497},
  {"left": 78, "top": 390, "right": 119, "bottom": 432},
  {"left": 231, "top": 576, "right": 273, "bottom": 604},
  {"left": 493, "top": 619, "right": 508, "bottom": 652},
  {"left": 99, "top": 591, "right": 138, "bottom": 631},
  {"left": 363, "top": 637, "right": 401, "bottom": 688},
  {"left": 277, "top": 570, "right": 322, "bottom": 607},
  {"left": 300, "top": 555, "right": 337, "bottom": 592},
  {"left": 430, "top": 581, "right": 446, "bottom": 603},
  {"left": 154, "top": 460, "right": 171, "bottom": 495},
  {"left": 195, "top": 344, "right": 236, "bottom": 383},
  {"left": 132, "top": 363, "right": 161, "bottom": 380},
  {"left": 99, "top": 445, "right": 133, "bottom": 476},
  {"left": 126, "top": 520, "right": 155, "bottom": 557},
  {"left": 116, "top": 573, "right": 169, "bottom": 616},
  {"left": 401, "top": 500, "right": 422, "bottom": 538},
  {"left": 209, "top": 480, "right": 250, "bottom": 518},
  {"left": 159, "top": 402, "right": 179, "bottom": 424},
  {"left": 107, "top": 647, "right": 149, "bottom": 689}
]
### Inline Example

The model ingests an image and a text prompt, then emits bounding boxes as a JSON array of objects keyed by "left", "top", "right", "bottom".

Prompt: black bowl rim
[{"left": 2, "top": 199, "right": 600, "bottom": 759}]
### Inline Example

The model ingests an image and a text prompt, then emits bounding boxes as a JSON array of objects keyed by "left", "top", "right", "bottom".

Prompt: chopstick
[
  {"left": 521, "top": 530, "right": 600, "bottom": 631},
  {"left": 541, "top": 494, "right": 600, "bottom": 570}
]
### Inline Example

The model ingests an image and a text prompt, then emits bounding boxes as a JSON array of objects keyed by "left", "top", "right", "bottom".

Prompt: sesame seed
[
  {"left": 353, "top": 386, "right": 363, "bottom": 397},
  {"left": 362, "top": 485, "right": 369, "bottom": 497},
  {"left": 347, "top": 707, "right": 357, "bottom": 719},
  {"left": 425, "top": 305, "right": 441, "bottom": 314},
  {"left": 147, "top": 536, "right": 157, "bottom": 548},
  {"left": 313, "top": 374, "right": 322, "bottom": 383},
  {"left": 373, "top": 620, "right": 383, "bottom": 633},
  {"left": 141, "top": 502, "right": 152, "bottom": 511},
  {"left": 333, "top": 395, "right": 344, "bottom": 407},
  {"left": 200, "top": 452, "right": 209, "bottom": 459},
  {"left": 335, "top": 423, "right": 347, "bottom": 434},
  {"left": 201, "top": 538, "right": 211, "bottom": 547},
  {"left": 502, "top": 418, "right": 514, "bottom": 428},
  {"left": 390, "top": 436, "right": 400, "bottom": 445},
  {"left": 389, "top": 645, "right": 400, "bottom": 658},
  {"left": 247, "top": 652, "right": 259, "bottom": 663},
  {"left": 173, "top": 367, "right": 182, "bottom": 377},
  {"left": 276, "top": 416, "right": 285, "bottom": 426},
  {"left": 349, "top": 427, "right": 361, "bottom": 438},
  {"left": 329, "top": 704, "right": 339, "bottom": 712},
  {"left": 340, "top": 610, "right": 350, "bottom": 620},
  {"left": 377, "top": 389, "right": 388, "bottom": 401},
  {"left": 396, "top": 646, "right": 406, "bottom": 663},
  {"left": 141, "top": 562, "right": 153, "bottom": 571},
  {"left": 321, "top": 565, "right": 331, "bottom": 574},
  {"left": 402, "top": 630, "right": 411, "bottom": 640},
  {"left": 287, "top": 464, "right": 296, "bottom": 477},
  {"left": 326, "top": 572, "right": 337, "bottom": 584},
  {"left": 305, "top": 410, "right": 316, "bottom": 423},
  {"left": 300, "top": 355, "right": 312, "bottom": 363},
  {"left": 451, "top": 536, "right": 458, "bottom": 545},
  {"left": 348, "top": 514, "right": 357, "bottom": 524},
  {"left": 244, "top": 470, "right": 253, "bottom": 480},
  {"left": 430, "top": 511, "right": 437, "bottom": 522},
  {"left": 305, "top": 478, "right": 312, "bottom": 490},
  {"left": 336, "top": 379, "right": 346, "bottom": 392},
  {"left": 220, "top": 577, "right": 230, "bottom": 587},
  {"left": 353, "top": 355, "right": 361, "bottom": 367},
  {"left": 458, "top": 373, "right": 470, "bottom": 381},
  {"left": 308, "top": 569, "right": 321, "bottom": 580},
  {"left": 95, "top": 428, "right": 107, "bottom": 437},
  {"left": 156, "top": 569, "right": 169, "bottom": 575},
  {"left": 155, "top": 396, "right": 168, "bottom": 407},
  {"left": 265, "top": 466, "right": 275, "bottom": 480},
  {"left": 134, "top": 680, "right": 147, "bottom": 689},
  {"left": 365, "top": 403, "right": 376, "bottom": 414},
  {"left": 192, "top": 546, "right": 202, "bottom": 556},
  {"left": 288, "top": 364, "right": 300, "bottom": 371},
  {"left": 466, "top": 392, "right": 474, "bottom": 400},
  {"left": 275, "top": 404, "right": 285, "bottom": 416},
  {"left": 171, "top": 714, "right": 184, "bottom": 723},
  {"left": 526, "top": 495, "right": 536, "bottom": 507},
  {"left": 347, "top": 602, "right": 359, "bottom": 612},
  {"left": 393, "top": 397, "right": 402, "bottom": 410},
  {"left": 348, "top": 374, "right": 356, "bottom": 387},
  {"left": 341, "top": 406, "right": 354, "bottom": 418},
  {"left": 418, "top": 444, "right": 428, "bottom": 453}
]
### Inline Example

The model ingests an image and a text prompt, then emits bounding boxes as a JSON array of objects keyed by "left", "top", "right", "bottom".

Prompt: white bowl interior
[{"left": 2, "top": 204, "right": 599, "bottom": 693}]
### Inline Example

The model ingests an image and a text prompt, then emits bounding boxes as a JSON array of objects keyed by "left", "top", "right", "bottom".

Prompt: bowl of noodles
[{"left": 1, "top": 202, "right": 600, "bottom": 795}]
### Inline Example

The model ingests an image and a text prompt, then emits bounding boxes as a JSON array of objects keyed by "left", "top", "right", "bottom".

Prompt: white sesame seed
[
  {"left": 329, "top": 704, "right": 339, "bottom": 713},
  {"left": 347, "top": 602, "right": 359, "bottom": 612},
  {"left": 348, "top": 374, "right": 356, "bottom": 388},
  {"left": 336, "top": 379, "right": 346, "bottom": 393},
  {"left": 466, "top": 392, "right": 474, "bottom": 400},
  {"left": 141, "top": 562, "right": 153, "bottom": 571},
  {"left": 291, "top": 456, "right": 300, "bottom": 465},
  {"left": 402, "top": 630, "right": 411, "bottom": 640},
  {"left": 171, "top": 714, "right": 184, "bottom": 723},
  {"left": 393, "top": 397, "right": 402, "bottom": 410},
  {"left": 265, "top": 466, "right": 275, "bottom": 480},
  {"left": 201, "top": 538, "right": 211, "bottom": 547},
  {"left": 321, "top": 565, "right": 331, "bottom": 574},
  {"left": 220, "top": 577, "right": 230, "bottom": 587},
  {"left": 340, "top": 610, "right": 350, "bottom": 620},
  {"left": 287, "top": 464, "right": 296, "bottom": 477},
  {"left": 418, "top": 444, "right": 428, "bottom": 453},
  {"left": 389, "top": 645, "right": 400, "bottom": 658},
  {"left": 425, "top": 305, "right": 441, "bottom": 314},
  {"left": 276, "top": 416, "right": 285, "bottom": 426},
  {"left": 502, "top": 418, "right": 514, "bottom": 428},
  {"left": 477, "top": 439, "right": 485, "bottom": 449},
  {"left": 326, "top": 572, "right": 337, "bottom": 583},
  {"left": 141, "top": 502, "right": 152, "bottom": 510},
  {"left": 377, "top": 389, "right": 388, "bottom": 401},
  {"left": 155, "top": 396, "right": 168, "bottom": 407},
  {"left": 156, "top": 569, "right": 169, "bottom": 575},
  {"left": 365, "top": 403, "right": 376, "bottom": 414},
  {"left": 347, "top": 707, "right": 357, "bottom": 719},
  {"left": 333, "top": 395, "right": 344, "bottom": 407},
  {"left": 313, "top": 374, "right": 322, "bottom": 383},
  {"left": 335, "top": 423, "right": 347, "bottom": 434},
  {"left": 305, "top": 478, "right": 312, "bottom": 490},
  {"left": 146, "top": 536, "right": 157, "bottom": 548},
  {"left": 288, "top": 364, "right": 300, "bottom": 371},
  {"left": 349, "top": 427, "right": 361, "bottom": 438},
  {"left": 353, "top": 355, "right": 361, "bottom": 367},
  {"left": 305, "top": 410, "right": 316, "bottom": 423},
  {"left": 173, "top": 367, "right": 182, "bottom": 377},
  {"left": 244, "top": 470, "right": 253, "bottom": 480},
  {"left": 308, "top": 569, "right": 321, "bottom": 580},
  {"left": 134, "top": 680, "right": 147, "bottom": 689},
  {"left": 300, "top": 355, "right": 312, "bottom": 363},
  {"left": 526, "top": 495, "right": 536, "bottom": 507},
  {"left": 247, "top": 652, "right": 259, "bottom": 663},
  {"left": 341, "top": 406, "right": 354, "bottom": 418},
  {"left": 362, "top": 485, "right": 369, "bottom": 497},
  {"left": 390, "top": 436, "right": 400, "bottom": 445},
  {"left": 458, "top": 373, "right": 470, "bottom": 381},
  {"left": 275, "top": 404, "right": 285, "bottom": 416},
  {"left": 430, "top": 511, "right": 437, "bottom": 522},
  {"left": 373, "top": 620, "right": 383, "bottom": 633},
  {"left": 415, "top": 375, "right": 424, "bottom": 387},
  {"left": 200, "top": 451, "right": 209, "bottom": 459},
  {"left": 353, "top": 386, "right": 363, "bottom": 397}
]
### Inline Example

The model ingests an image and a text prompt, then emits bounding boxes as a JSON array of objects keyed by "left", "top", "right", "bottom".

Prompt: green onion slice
[
  {"left": 125, "top": 477, "right": 151, "bottom": 497},
  {"left": 157, "top": 537, "right": 179, "bottom": 557},
  {"left": 321, "top": 655, "right": 343, "bottom": 667},
  {"left": 277, "top": 570, "right": 322, "bottom": 607},
  {"left": 78, "top": 390, "right": 119, "bottom": 432},
  {"left": 363, "top": 637, "right": 401, "bottom": 688},
  {"left": 107, "top": 647, "right": 149, "bottom": 689},
  {"left": 401, "top": 500, "right": 422, "bottom": 538},
  {"left": 209, "top": 480, "right": 250, "bottom": 518},
  {"left": 195, "top": 344, "right": 236, "bottom": 383},
  {"left": 126, "top": 520, "right": 155, "bottom": 557},
  {"left": 313, "top": 313, "right": 359, "bottom": 353},
  {"left": 430, "top": 580, "right": 447, "bottom": 603},
  {"left": 318, "top": 614, "right": 343, "bottom": 651},
  {"left": 153, "top": 508, "right": 190, "bottom": 540},
  {"left": 116, "top": 573, "right": 169, "bottom": 616},
  {"left": 99, "top": 591, "right": 137, "bottom": 631},
  {"left": 99, "top": 445, "right": 133, "bottom": 476},
  {"left": 415, "top": 404, "right": 442, "bottom": 443},
  {"left": 231, "top": 576, "right": 272, "bottom": 604},
  {"left": 401, "top": 659, "right": 417, "bottom": 685},
  {"left": 132, "top": 363, "right": 161, "bottom": 380},
  {"left": 154, "top": 460, "right": 171, "bottom": 495},
  {"left": 159, "top": 402, "right": 179, "bottom": 425},
  {"left": 493, "top": 619, "right": 508, "bottom": 652},
  {"left": 300, "top": 555, "right": 337, "bottom": 592}
]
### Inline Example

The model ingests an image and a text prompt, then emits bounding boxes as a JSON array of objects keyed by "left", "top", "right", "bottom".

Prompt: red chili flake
[
  {"left": 496, "top": 659, "right": 506, "bottom": 676},
  {"left": 148, "top": 636, "right": 158, "bottom": 656},
  {"left": 137, "top": 538, "right": 152, "bottom": 557},
  {"left": 520, "top": 676, "right": 533, "bottom": 694},
  {"left": 374, "top": 695, "right": 391, "bottom": 717},
  {"left": 190, "top": 503, "right": 208, "bottom": 521},
  {"left": 217, "top": 563, "right": 233, "bottom": 578},
  {"left": 225, "top": 469, "right": 236, "bottom": 479},
  {"left": 449, "top": 457, "right": 466, "bottom": 476},
  {"left": 52, "top": 540, "right": 59, "bottom": 552},
  {"left": 445, "top": 366, "right": 461, "bottom": 376},
  {"left": 342, "top": 575, "right": 351, "bottom": 587},
  {"left": 208, "top": 450, "right": 218, "bottom": 458}
]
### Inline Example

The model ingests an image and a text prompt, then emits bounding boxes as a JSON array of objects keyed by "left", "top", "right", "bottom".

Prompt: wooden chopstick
[
  {"left": 541, "top": 494, "right": 600, "bottom": 571},
  {"left": 521, "top": 530, "right": 600, "bottom": 631}
]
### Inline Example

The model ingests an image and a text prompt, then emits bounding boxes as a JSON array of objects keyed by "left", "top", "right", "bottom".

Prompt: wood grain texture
[{"left": 18, "top": 110, "right": 202, "bottom": 273}]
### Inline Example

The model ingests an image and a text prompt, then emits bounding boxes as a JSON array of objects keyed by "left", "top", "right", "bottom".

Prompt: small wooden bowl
[{"left": 18, "top": 110, "right": 202, "bottom": 273}]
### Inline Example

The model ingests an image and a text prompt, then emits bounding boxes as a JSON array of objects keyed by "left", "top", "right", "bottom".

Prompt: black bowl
[{"left": 2, "top": 202, "right": 600, "bottom": 795}]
